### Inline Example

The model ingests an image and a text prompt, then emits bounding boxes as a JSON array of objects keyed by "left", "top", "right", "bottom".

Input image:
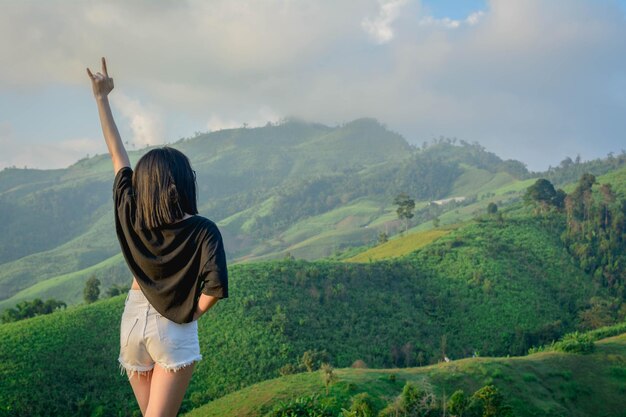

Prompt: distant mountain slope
[
  {"left": 0, "top": 119, "right": 533, "bottom": 307},
  {"left": 2, "top": 119, "right": 624, "bottom": 310}
]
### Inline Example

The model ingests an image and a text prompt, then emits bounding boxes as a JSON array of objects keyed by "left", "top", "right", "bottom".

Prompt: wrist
[{"left": 94, "top": 94, "right": 109, "bottom": 102}]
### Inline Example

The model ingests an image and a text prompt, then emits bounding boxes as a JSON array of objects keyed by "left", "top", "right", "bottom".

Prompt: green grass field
[
  {"left": 344, "top": 228, "right": 452, "bottom": 262},
  {"left": 183, "top": 331, "right": 626, "bottom": 417}
]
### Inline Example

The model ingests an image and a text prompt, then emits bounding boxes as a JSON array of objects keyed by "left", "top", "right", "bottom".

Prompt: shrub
[
  {"left": 348, "top": 392, "right": 376, "bottom": 417},
  {"left": 447, "top": 389, "right": 468, "bottom": 416},
  {"left": 351, "top": 359, "right": 368, "bottom": 369},
  {"left": 266, "top": 394, "right": 334, "bottom": 417},
  {"left": 555, "top": 331, "right": 595, "bottom": 354}
]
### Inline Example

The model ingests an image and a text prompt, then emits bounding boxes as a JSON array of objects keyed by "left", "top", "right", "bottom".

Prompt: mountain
[
  {"left": 1, "top": 141, "right": 625, "bottom": 415},
  {"left": 0, "top": 195, "right": 622, "bottom": 415},
  {"left": 2, "top": 117, "right": 625, "bottom": 311},
  {"left": 0, "top": 118, "right": 542, "bottom": 310}
]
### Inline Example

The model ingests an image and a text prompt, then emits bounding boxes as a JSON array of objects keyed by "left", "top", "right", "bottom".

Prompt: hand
[{"left": 87, "top": 57, "right": 114, "bottom": 99}]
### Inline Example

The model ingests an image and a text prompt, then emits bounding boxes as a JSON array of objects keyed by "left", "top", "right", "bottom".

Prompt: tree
[
  {"left": 1, "top": 298, "right": 66, "bottom": 323},
  {"left": 320, "top": 363, "right": 337, "bottom": 395},
  {"left": 487, "top": 202, "right": 498, "bottom": 215},
  {"left": 399, "top": 381, "right": 437, "bottom": 416},
  {"left": 432, "top": 217, "right": 440, "bottom": 228},
  {"left": 401, "top": 342, "right": 415, "bottom": 367},
  {"left": 447, "top": 390, "right": 468, "bottom": 417},
  {"left": 300, "top": 349, "right": 328, "bottom": 372},
  {"left": 105, "top": 283, "right": 131, "bottom": 298},
  {"left": 524, "top": 179, "right": 557, "bottom": 211},
  {"left": 348, "top": 392, "right": 375, "bottom": 417},
  {"left": 553, "top": 188, "right": 567, "bottom": 210},
  {"left": 83, "top": 275, "right": 101, "bottom": 304},
  {"left": 417, "top": 351, "right": 425, "bottom": 367},
  {"left": 471, "top": 385, "right": 508, "bottom": 417},
  {"left": 394, "top": 193, "right": 415, "bottom": 233}
]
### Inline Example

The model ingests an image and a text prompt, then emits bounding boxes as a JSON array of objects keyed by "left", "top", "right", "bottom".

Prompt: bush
[
  {"left": 351, "top": 359, "right": 368, "bottom": 369},
  {"left": 528, "top": 330, "right": 596, "bottom": 354},
  {"left": 469, "top": 385, "right": 513, "bottom": 417},
  {"left": 447, "top": 390, "right": 467, "bottom": 416},
  {"left": 279, "top": 363, "right": 300, "bottom": 376},
  {"left": 555, "top": 331, "right": 595, "bottom": 354},
  {"left": 347, "top": 392, "right": 375, "bottom": 417},
  {"left": 266, "top": 394, "right": 334, "bottom": 417}
]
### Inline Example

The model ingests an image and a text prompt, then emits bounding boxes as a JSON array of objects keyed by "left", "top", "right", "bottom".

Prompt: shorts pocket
[
  {"left": 121, "top": 316, "right": 139, "bottom": 348},
  {"left": 155, "top": 314, "right": 196, "bottom": 347}
]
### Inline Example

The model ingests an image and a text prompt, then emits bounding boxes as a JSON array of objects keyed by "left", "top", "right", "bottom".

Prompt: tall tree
[
  {"left": 524, "top": 179, "right": 557, "bottom": 212},
  {"left": 83, "top": 275, "right": 100, "bottom": 304},
  {"left": 394, "top": 193, "right": 415, "bottom": 232}
]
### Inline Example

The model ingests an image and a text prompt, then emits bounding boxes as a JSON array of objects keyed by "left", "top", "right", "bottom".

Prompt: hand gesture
[{"left": 87, "top": 57, "right": 114, "bottom": 99}]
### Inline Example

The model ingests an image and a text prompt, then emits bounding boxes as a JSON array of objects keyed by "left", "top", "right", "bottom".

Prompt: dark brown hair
[{"left": 132, "top": 146, "right": 198, "bottom": 230}]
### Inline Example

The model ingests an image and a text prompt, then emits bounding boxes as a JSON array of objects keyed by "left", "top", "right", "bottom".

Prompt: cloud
[
  {"left": 206, "top": 106, "right": 280, "bottom": 132},
  {"left": 0, "top": 0, "right": 625, "bottom": 170},
  {"left": 0, "top": 132, "right": 107, "bottom": 170},
  {"left": 362, "top": 0, "right": 410, "bottom": 44},
  {"left": 110, "top": 93, "right": 165, "bottom": 148}
]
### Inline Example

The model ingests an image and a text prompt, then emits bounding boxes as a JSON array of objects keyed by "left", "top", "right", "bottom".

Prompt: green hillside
[
  {"left": 1, "top": 203, "right": 618, "bottom": 416},
  {"left": 345, "top": 228, "right": 453, "bottom": 262},
  {"left": 0, "top": 120, "right": 546, "bottom": 310},
  {"left": 2, "top": 122, "right": 624, "bottom": 313},
  {"left": 183, "top": 330, "right": 626, "bottom": 417},
  {"left": 2, "top": 157, "right": 626, "bottom": 416}
]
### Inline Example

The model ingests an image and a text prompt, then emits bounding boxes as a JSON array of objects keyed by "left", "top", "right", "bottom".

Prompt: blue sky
[
  {"left": 422, "top": 0, "right": 487, "bottom": 19},
  {"left": 1, "top": 0, "right": 625, "bottom": 171}
]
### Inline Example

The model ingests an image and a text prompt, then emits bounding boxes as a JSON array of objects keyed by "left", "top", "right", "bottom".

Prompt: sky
[{"left": 0, "top": 0, "right": 625, "bottom": 172}]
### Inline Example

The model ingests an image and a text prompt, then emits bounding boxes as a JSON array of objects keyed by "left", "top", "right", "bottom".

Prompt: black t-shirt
[{"left": 113, "top": 166, "right": 228, "bottom": 324}]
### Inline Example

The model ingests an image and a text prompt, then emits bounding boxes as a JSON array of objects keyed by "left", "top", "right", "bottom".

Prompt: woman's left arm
[
  {"left": 192, "top": 293, "right": 220, "bottom": 321},
  {"left": 87, "top": 57, "right": 130, "bottom": 175}
]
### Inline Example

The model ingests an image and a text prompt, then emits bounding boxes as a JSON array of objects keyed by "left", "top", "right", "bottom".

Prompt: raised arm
[{"left": 87, "top": 57, "right": 131, "bottom": 175}]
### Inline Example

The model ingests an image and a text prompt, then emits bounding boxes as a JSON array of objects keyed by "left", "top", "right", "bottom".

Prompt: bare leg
[
  {"left": 145, "top": 362, "right": 196, "bottom": 417},
  {"left": 128, "top": 369, "right": 154, "bottom": 416}
]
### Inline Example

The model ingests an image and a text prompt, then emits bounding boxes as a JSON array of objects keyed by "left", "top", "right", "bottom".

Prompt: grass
[
  {"left": 344, "top": 228, "right": 453, "bottom": 262},
  {"left": 0, "top": 253, "right": 124, "bottom": 311},
  {"left": 183, "top": 332, "right": 626, "bottom": 417},
  {"left": 596, "top": 165, "right": 626, "bottom": 197}
]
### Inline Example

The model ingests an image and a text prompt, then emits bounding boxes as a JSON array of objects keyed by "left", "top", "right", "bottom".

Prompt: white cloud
[
  {"left": 110, "top": 93, "right": 165, "bottom": 148},
  {"left": 418, "top": 16, "right": 461, "bottom": 29},
  {"left": 0, "top": 0, "right": 625, "bottom": 169},
  {"left": 0, "top": 135, "right": 107, "bottom": 170},
  {"left": 362, "top": 0, "right": 410, "bottom": 43},
  {"left": 466, "top": 11, "right": 485, "bottom": 26},
  {"left": 206, "top": 106, "right": 280, "bottom": 132}
]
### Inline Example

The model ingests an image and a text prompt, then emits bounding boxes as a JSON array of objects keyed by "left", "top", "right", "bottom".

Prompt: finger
[
  {"left": 86, "top": 67, "right": 95, "bottom": 80},
  {"left": 102, "top": 57, "right": 108, "bottom": 77}
]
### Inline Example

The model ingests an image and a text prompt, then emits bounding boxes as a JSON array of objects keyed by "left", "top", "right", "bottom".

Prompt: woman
[{"left": 87, "top": 57, "right": 229, "bottom": 417}]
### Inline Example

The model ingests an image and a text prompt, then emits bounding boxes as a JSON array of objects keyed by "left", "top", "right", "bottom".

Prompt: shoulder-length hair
[{"left": 132, "top": 146, "right": 198, "bottom": 230}]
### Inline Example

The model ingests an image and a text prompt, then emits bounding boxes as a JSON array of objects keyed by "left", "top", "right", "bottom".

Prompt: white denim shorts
[{"left": 118, "top": 289, "right": 202, "bottom": 379}]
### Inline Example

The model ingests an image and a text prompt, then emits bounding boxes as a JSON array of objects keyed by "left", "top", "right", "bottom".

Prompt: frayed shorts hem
[{"left": 118, "top": 355, "right": 202, "bottom": 379}]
